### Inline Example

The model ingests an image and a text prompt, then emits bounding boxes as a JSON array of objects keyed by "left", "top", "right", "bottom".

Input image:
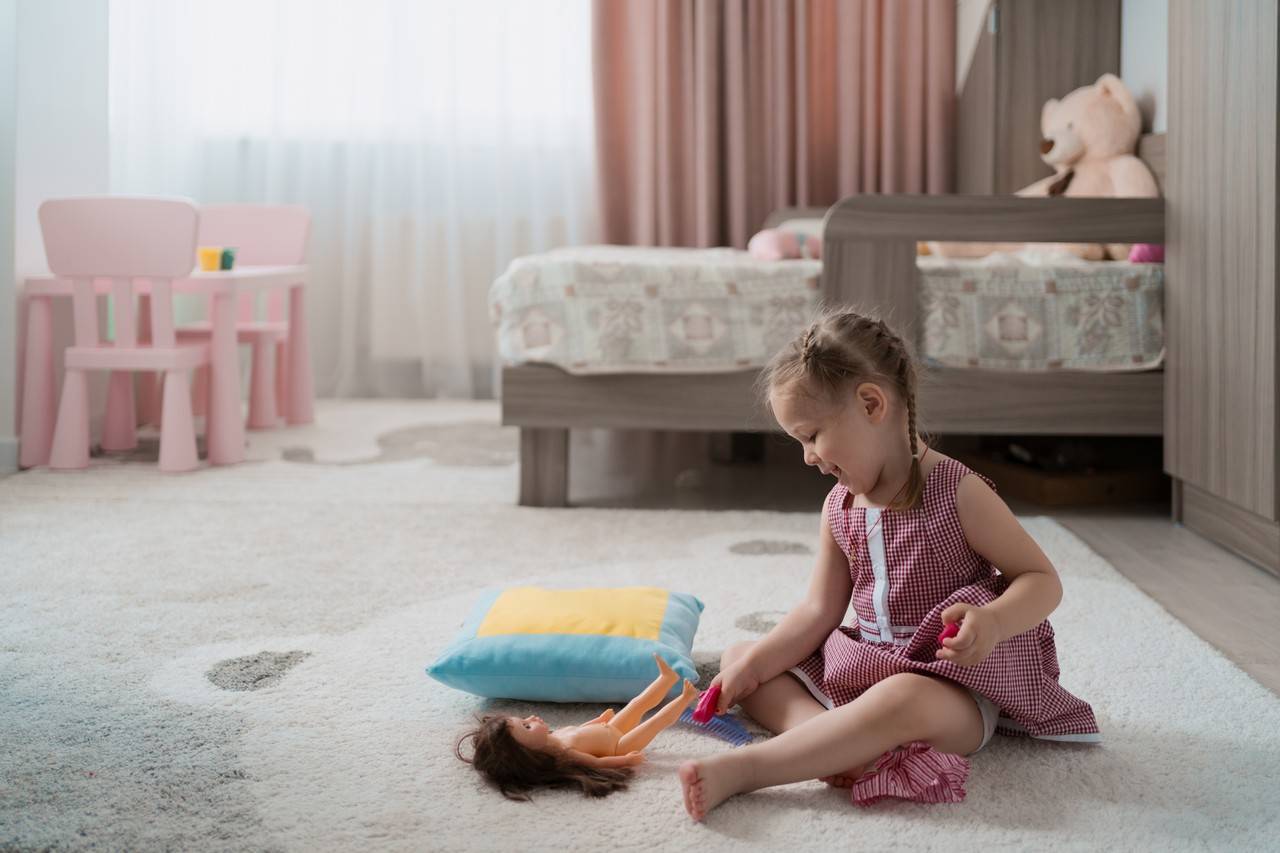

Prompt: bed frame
[{"left": 503, "top": 136, "right": 1168, "bottom": 506}]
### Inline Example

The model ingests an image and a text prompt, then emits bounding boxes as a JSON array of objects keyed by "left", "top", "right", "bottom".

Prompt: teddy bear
[{"left": 929, "top": 73, "right": 1159, "bottom": 261}]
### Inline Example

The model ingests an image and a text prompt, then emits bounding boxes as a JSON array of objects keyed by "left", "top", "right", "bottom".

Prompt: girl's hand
[
  {"left": 934, "top": 603, "right": 1001, "bottom": 667},
  {"left": 709, "top": 658, "right": 762, "bottom": 715}
]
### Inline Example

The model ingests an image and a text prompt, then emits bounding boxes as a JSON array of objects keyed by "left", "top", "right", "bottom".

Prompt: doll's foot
[
  {"left": 680, "top": 679, "right": 698, "bottom": 704},
  {"left": 678, "top": 757, "right": 742, "bottom": 821},
  {"left": 653, "top": 653, "right": 679, "bottom": 684}
]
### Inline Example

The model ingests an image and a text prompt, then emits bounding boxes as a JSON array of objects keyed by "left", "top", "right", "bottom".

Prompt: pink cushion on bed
[
  {"left": 1128, "top": 243, "right": 1164, "bottom": 263},
  {"left": 748, "top": 228, "right": 821, "bottom": 261}
]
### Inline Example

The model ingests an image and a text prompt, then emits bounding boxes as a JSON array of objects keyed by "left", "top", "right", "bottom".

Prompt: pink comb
[
  {"left": 692, "top": 684, "right": 721, "bottom": 724},
  {"left": 937, "top": 622, "right": 959, "bottom": 645}
]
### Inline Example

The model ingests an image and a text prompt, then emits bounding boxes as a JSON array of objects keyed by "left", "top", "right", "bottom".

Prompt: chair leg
[
  {"left": 275, "top": 339, "right": 289, "bottom": 423},
  {"left": 159, "top": 369, "right": 199, "bottom": 473},
  {"left": 49, "top": 369, "right": 91, "bottom": 470},
  {"left": 135, "top": 294, "right": 160, "bottom": 427},
  {"left": 191, "top": 365, "right": 210, "bottom": 418},
  {"left": 137, "top": 371, "right": 163, "bottom": 427},
  {"left": 101, "top": 371, "right": 138, "bottom": 452},
  {"left": 247, "top": 339, "right": 278, "bottom": 430},
  {"left": 19, "top": 295, "right": 57, "bottom": 468}
]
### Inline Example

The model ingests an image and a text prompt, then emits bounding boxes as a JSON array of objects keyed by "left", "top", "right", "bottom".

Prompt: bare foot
[
  {"left": 818, "top": 771, "right": 858, "bottom": 788},
  {"left": 678, "top": 757, "right": 742, "bottom": 821},
  {"left": 679, "top": 679, "right": 698, "bottom": 704},
  {"left": 653, "top": 653, "right": 678, "bottom": 683},
  {"left": 819, "top": 761, "right": 873, "bottom": 788}
]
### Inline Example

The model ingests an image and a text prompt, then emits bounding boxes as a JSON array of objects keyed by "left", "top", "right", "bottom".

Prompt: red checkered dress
[{"left": 790, "top": 456, "right": 1099, "bottom": 742}]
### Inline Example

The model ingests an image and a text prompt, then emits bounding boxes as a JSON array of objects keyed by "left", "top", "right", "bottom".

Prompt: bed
[{"left": 497, "top": 138, "right": 1167, "bottom": 506}]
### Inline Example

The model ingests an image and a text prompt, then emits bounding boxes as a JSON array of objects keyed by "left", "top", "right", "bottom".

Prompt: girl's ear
[{"left": 855, "top": 382, "right": 889, "bottom": 422}]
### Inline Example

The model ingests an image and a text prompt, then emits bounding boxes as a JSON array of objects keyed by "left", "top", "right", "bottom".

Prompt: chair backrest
[
  {"left": 198, "top": 204, "right": 311, "bottom": 320},
  {"left": 38, "top": 196, "right": 199, "bottom": 350}
]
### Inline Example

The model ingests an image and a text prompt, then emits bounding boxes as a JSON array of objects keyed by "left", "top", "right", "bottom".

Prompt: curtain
[
  {"left": 109, "top": 0, "right": 598, "bottom": 399},
  {"left": 593, "top": 0, "right": 956, "bottom": 249}
]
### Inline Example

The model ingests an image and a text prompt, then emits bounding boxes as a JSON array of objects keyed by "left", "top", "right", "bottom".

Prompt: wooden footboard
[{"left": 503, "top": 360, "right": 1163, "bottom": 505}]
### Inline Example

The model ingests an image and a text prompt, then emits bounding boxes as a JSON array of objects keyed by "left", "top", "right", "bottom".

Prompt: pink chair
[
  {"left": 39, "top": 197, "right": 210, "bottom": 473},
  {"left": 174, "top": 204, "right": 311, "bottom": 430}
]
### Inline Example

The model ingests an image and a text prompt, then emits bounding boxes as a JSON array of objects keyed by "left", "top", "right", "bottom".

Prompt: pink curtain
[{"left": 593, "top": 0, "right": 956, "bottom": 248}]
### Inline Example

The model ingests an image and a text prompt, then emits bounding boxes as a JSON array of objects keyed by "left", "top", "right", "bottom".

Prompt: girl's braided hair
[{"left": 759, "top": 309, "right": 928, "bottom": 512}]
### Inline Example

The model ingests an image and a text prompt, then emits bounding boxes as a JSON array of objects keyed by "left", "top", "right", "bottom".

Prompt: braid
[
  {"left": 902, "top": 357, "right": 919, "bottom": 458},
  {"left": 800, "top": 325, "right": 819, "bottom": 363}
]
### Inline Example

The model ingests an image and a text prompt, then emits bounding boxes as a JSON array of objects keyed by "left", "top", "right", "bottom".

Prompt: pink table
[{"left": 18, "top": 264, "right": 313, "bottom": 468}]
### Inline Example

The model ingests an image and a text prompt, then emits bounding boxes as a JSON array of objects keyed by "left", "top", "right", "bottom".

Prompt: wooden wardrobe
[{"left": 1166, "top": 0, "right": 1280, "bottom": 578}]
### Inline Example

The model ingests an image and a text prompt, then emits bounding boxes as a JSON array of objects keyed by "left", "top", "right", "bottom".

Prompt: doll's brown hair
[
  {"left": 455, "top": 714, "right": 633, "bottom": 801},
  {"left": 758, "top": 309, "right": 930, "bottom": 512}
]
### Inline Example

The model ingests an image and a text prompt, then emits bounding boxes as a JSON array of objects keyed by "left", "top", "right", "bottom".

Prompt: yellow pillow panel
[{"left": 476, "top": 586, "right": 669, "bottom": 641}]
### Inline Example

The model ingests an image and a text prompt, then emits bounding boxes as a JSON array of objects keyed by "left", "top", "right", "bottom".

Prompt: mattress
[
  {"left": 489, "top": 246, "right": 1164, "bottom": 375},
  {"left": 917, "top": 252, "right": 1165, "bottom": 371},
  {"left": 488, "top": 246, "right": 823, "bottom": 374}
]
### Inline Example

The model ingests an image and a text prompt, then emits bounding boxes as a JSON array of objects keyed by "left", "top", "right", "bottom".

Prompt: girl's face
[
  {"left": 507, "top": 715, "right": 550, "bottom": 750},
  {"left": 769, "top": 380, "right": 897, "bottom": 497}
]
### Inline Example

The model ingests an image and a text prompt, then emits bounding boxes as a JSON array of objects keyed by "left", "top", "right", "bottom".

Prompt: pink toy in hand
[
  {"left": 692, "top": 683, "right": 721, "bottom": 724},
  {"left": 937, "top": 622, "right": 960, "bottom": 645}
]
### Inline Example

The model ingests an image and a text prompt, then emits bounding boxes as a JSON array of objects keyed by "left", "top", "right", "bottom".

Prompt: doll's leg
[
  {"left": 678, "top": 672, "right": 984, "bottom": 821},
  {"left": 616, "top": 679, "right": 698, "bottom": 753},
  {"left": 610, "top": 654, "right": 680, "bottom": 734}
]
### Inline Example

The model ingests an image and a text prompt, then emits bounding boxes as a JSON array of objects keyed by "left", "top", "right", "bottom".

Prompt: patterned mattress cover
[{"left": 488, "top": 246, "right": 1164, "bottom": 374}]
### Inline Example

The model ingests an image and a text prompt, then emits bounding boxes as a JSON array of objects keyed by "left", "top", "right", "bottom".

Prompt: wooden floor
[{"left": 568, "top": 429, "right": 1280, "bottom": 698}]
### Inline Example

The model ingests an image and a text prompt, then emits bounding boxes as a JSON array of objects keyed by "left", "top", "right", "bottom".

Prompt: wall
[
  {"left": 0, "top": 0, "right": 15, "bottom": 470},
  {"left": 2, "top": 0, "right": 110, "bottom": 472},
  {"left": 956, "top": 0, "right": 991, "bottom": 92},
  {"left": 1122, "top": 0, "right": 1168, "bottom": 133}
]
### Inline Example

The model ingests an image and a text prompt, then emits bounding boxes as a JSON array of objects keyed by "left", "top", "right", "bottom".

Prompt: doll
[{"left": 455, "top": 653, "right": 699, "bottom": 800}]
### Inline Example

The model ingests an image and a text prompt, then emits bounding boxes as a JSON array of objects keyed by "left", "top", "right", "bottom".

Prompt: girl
[
  {"left": 678, "top": 310, "right": 1098, "bottom": 821},
  {"left": 457, "top": 653, "right": 697, "bottom": 801}
]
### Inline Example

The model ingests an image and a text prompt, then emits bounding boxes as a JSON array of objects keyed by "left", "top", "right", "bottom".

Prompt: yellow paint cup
[{"left": 198, "top": 246, "right": 222, "bottom": 271}]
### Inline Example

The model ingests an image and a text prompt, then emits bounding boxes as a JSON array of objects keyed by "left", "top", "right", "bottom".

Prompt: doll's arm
[{"left": 565, "top": 748, "right": 644, "bottom": 769}]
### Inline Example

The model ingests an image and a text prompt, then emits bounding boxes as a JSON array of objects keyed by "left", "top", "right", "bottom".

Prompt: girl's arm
[
  {"left": 940, "top": 474, "right": 1063, "bottom": 665},
  {"left": 739, "top": 509, "right": 854, "bottom": 682}
]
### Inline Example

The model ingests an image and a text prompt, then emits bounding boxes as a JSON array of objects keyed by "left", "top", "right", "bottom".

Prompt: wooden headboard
[
  {"left": 762, "top": 131, "right": 1167, "bottom": 231},
  {"left": 1137, "top": 132, "right": 1166, "bottom": 193}
]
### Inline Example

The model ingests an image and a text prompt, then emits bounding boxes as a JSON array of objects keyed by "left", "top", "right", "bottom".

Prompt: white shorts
[{"left": 966, "top": 688, "right": 999, "bottom": 755}]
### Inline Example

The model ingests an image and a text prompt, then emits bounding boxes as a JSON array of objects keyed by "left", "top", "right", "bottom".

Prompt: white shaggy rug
[{"left": 2, "top": 400, "right": 1278, "bottom": 852}]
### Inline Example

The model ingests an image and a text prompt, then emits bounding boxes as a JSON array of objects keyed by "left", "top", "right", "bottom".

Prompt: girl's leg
[
  {"left": 616, "top": 679, "right": 699, "bottom": 753},
  {"left": 721, "top": 641, "right": 862, "bottom": 785},
  {"left": 678, "top": 672, "right": 985, "bottom": 821},
  {"left": 610, "top": 653, "right": 680, "bottom": 734},
  {"left": 722, "top": 641, "right": 828, "bottom": 735}
]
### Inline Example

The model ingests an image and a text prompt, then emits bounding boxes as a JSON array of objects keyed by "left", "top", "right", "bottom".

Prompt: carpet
[{"left": 1, "top": 400, "right": 1277, "bottom": 852}]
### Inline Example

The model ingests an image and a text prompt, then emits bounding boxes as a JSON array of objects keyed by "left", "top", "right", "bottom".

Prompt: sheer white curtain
[{"left": 108, "top": 0, "right": 598, "bottom": 399}]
